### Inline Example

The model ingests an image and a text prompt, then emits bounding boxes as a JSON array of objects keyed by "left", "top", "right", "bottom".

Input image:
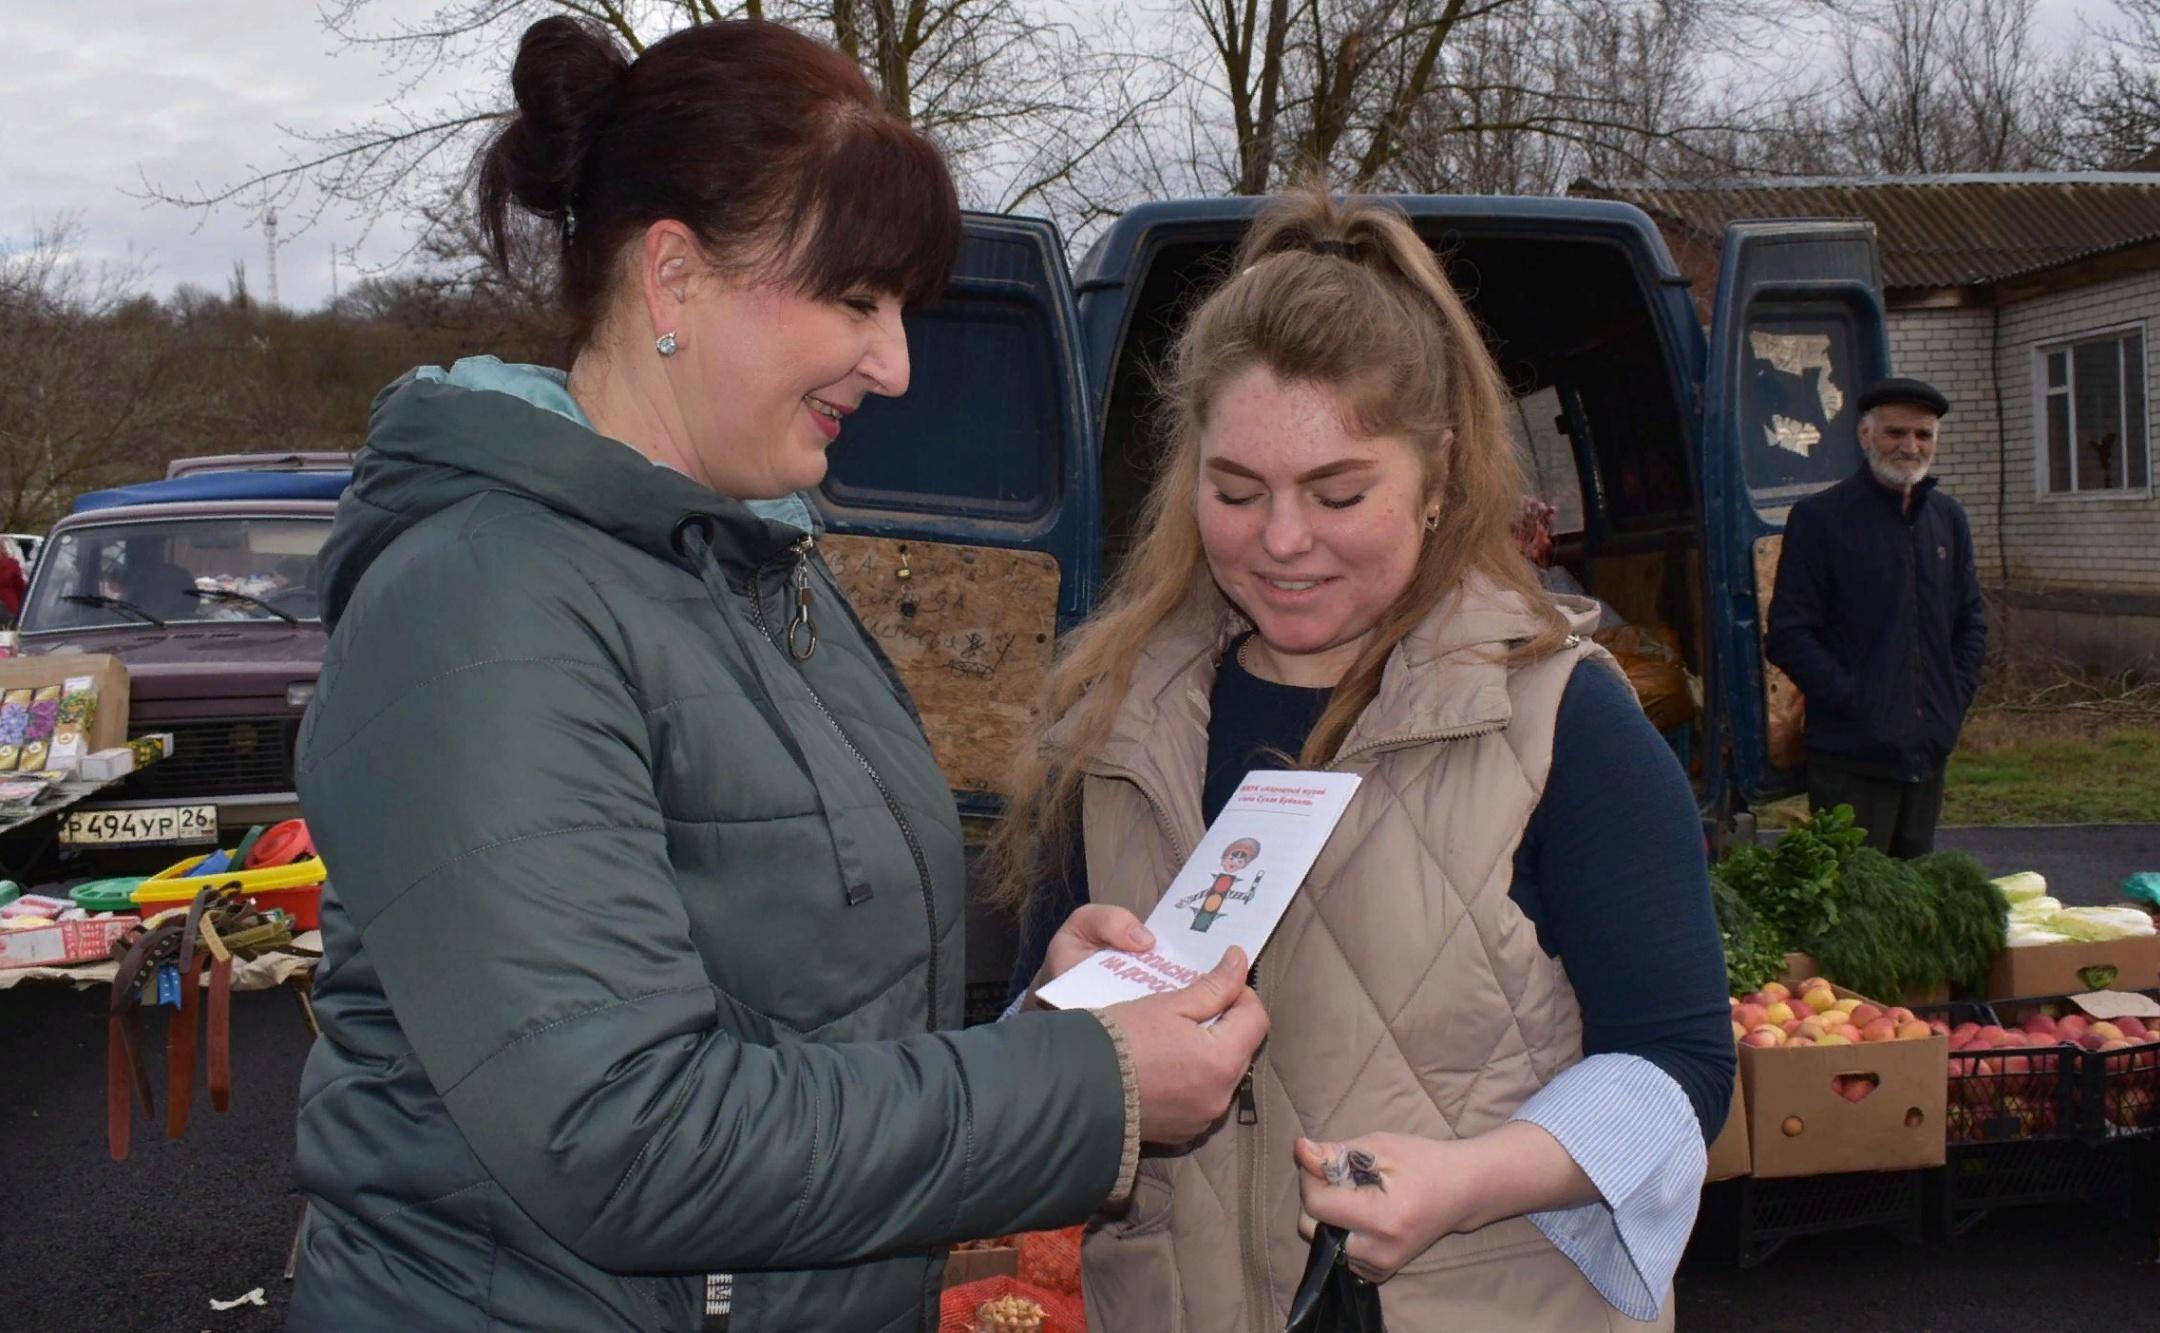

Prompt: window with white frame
[{"left": 2037, "top": 327, "right": 2150, "bottom": 495}]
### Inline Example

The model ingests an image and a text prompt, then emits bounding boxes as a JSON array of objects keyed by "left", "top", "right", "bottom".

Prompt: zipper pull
[
  {"left": 786, "top": 536, "right": 817, "bottom": 661},
  {"left": 1235, "top": 1066, "right": 1257, "bottom": 1125}
]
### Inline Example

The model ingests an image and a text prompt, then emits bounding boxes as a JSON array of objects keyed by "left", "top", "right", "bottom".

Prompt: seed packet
[
  {"left": 0, "top": 690, "right": 31, "bottom": 772},
  {"left": 17, "top": 685, "right": 62, "bottom": 771},
  {"left": 46, "top": 676, "right": 97, "bottom": 771}
]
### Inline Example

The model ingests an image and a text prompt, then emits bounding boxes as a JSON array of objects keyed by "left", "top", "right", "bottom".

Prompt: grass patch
[
  {"left": 1755, "top": 712, "right": 2160, "bottom": 828},
  {"left": 1943, "top": 712, "right": 2160, "bottom": 826}
]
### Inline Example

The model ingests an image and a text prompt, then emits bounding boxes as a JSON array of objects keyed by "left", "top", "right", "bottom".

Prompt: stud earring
[{"left": 655, "top": 331, "right": 679, "bottom": 358}]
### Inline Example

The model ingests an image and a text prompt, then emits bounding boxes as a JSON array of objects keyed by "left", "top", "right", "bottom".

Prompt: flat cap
[{"left": 1856, "top": 376, "right": 1949, "bottom": 418}]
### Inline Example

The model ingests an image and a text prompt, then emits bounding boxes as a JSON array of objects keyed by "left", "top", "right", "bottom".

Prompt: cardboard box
[
  {"left": 1738, "top": 986, "right": 1948, "bottom": 1178},
  {"left": 0, "top": 654, "right": 129, "bottom": 758},
  {"left": 0, "top": 915, "right": 137, "bottom": 970},
  {"left": 1988, "top": 932, "right": 2160, "bottom": 999},
  {"left": 942, "top": 1245, "right": 1019, "bottom": 1288},
  {"left": 1704, "top": 1073, "right": 1751, "bottom": 1182}
]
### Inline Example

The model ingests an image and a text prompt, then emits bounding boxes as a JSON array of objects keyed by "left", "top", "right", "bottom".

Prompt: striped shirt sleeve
[{"left": 1509, "top": 1052, "right": 1705, "bottom": 1323}]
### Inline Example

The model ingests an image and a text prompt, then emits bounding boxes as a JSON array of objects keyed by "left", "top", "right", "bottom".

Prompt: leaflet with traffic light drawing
[{"left": 1034, "top": 770, "right": 1362, "bottom": 1011}]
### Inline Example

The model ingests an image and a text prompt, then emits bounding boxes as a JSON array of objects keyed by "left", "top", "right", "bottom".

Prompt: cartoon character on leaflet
[{"left": 1176, "top": 838, "right": 1263, "bottom": 933}]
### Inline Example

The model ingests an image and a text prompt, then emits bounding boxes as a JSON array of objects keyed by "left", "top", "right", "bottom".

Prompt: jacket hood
[{"left": 318, "top": 358, "right": 812, "bottom": 628}]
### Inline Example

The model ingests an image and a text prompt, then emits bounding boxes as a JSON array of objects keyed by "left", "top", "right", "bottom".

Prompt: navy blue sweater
[
  {"left": 1008, "top": 640, "right": 1737, "bottom": 1138},
  {"left": 1766, "top": 468, "right": 1988, "bottom": 780}
]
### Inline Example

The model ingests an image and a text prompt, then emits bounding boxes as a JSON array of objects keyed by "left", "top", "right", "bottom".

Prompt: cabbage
[
  {"left": 2009, "top": 896, "right": 2063, "bottom": 920},
  {"left": 2006, "top": 921, "right": 2074, "bottom": 948},
  {"left": 1993, "top": 872, "right": 2050, "bottom": 905},
  {"left": 2039, "top": 906, "right": 2158, "bottom": 942}
]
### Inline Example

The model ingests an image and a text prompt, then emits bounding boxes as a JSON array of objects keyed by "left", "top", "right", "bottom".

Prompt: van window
[
  {"left": 1739, "top": 304, "right": 1866, "bottom": 512},
  {"left": 1513, "top": 386, "right": 1584, "bottom": 533},
  {"left": 819, "top": 286, "right": 1060, "bottom": 523}
]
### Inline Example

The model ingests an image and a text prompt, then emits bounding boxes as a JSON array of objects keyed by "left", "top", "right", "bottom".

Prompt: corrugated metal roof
[{"left": 1571, "top": 174, "right": 2160, "bottom": 289}]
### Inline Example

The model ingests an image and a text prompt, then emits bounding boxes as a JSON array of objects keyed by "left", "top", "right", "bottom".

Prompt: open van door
[
  {"left": 1701, "top": 221, "right": 1890, "bottom": 809},
  {"left": 812, "top": 214, "right": 1095, "bottom": 800}
]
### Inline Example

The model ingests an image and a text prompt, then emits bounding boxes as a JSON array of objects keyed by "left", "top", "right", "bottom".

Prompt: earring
[
  {"left": 655, "top": 331, "right": 679, "bottom": 358},
  {"left": 1424, "top": 512, "right": 1441, "bottom": 531}
]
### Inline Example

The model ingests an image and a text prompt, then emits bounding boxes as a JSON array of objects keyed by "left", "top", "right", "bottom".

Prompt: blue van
[{"left": 806, "top": 197, "right": 1888, "bottom": 1012}]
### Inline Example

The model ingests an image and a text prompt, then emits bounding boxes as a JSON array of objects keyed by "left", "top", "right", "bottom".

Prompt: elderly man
[{"left": 1767, "top": 376, "right": 1988, "bottom": 857}]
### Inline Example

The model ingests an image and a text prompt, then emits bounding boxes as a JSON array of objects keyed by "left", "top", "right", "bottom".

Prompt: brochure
[{"left": 1034, "top": 770, "right": 1361, "bottom": 1011}]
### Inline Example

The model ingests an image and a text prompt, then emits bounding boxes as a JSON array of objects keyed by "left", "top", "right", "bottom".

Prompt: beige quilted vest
[{"left": 1072, "top": 581, "right": 1675, "bottom": 1332}]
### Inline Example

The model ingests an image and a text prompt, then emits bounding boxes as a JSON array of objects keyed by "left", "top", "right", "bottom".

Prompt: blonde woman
[{"left": 994, "top": 188, "right": 1733, "bottom": 1330}]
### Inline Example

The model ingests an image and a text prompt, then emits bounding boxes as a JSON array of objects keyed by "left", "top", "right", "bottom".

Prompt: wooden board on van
[{"left": 822, "top": 535, "right": 1060, "bottom": 794}]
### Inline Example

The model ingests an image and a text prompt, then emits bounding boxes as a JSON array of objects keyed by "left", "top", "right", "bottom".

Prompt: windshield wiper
[
  {"left": 184, "top": 587, "right": 299, "bottom": 626},
  {"left": 60, "top": 593, "right": 165, "bottom": 627}
]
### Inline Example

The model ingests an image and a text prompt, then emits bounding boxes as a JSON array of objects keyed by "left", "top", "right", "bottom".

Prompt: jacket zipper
[{"left": 749, "top": 535, "right": 941, "bottom": 1035}]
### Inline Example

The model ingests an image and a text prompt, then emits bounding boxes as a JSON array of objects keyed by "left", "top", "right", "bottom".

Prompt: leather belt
[{"left": 105, "top": 887, "right": 294, "bottom": 1161}]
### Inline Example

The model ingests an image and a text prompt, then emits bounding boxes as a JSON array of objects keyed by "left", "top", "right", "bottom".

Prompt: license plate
[{"left": 60, "top": 804, "right": 219, "bottom": 847}]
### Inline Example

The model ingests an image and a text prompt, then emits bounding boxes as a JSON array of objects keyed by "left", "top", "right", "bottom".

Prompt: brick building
[{"left": 1573, "top": 174, "right": 2160, "bottom": 668}]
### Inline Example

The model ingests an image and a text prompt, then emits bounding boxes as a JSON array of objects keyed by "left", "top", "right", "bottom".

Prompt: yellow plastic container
[{"left": 131, "top": 853, "right": 328, "bottom": 907}]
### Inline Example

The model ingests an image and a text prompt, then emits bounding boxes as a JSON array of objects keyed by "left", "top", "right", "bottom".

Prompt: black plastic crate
[
  {"left": 1935, "top": 1138, "right": 2141, "bottom": 1235},
  {"left": 1980, "top": 989, "right": 2160, "bottom": 1143},
  {"left": 1713, "top": 1169, "right": 1928, "bottom": 1267},
  {"left": 1944, "top": 1035, "right": 2079, "bottom": 1145},
  {"left": 1907, "top": 1000, "right": 2077, "bottom": 1146},
  {"left": 2076, "top": 1041, "right": 2160, "bottom": 1141}
]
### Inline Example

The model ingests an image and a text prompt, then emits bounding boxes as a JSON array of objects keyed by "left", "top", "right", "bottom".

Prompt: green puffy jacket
[{"left": 287, "top": 360, "right": 1126, "bottom": 1332}]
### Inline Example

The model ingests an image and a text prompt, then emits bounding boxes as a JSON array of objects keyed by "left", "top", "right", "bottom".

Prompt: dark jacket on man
[
  {"left": 1766, "top": 467, "right": 1988, "bottom": 782},
  {"left": 286, "top": 361, "right": 1128, "bottom": 1332}
]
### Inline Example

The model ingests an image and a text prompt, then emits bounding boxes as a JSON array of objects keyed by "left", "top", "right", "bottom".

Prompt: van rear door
[
  {"left": 813, "top": 214, "right": 1093, "bottom": 800},
  {"left": 1701, "top": 221, "right": 1890, "bottom": 807}
]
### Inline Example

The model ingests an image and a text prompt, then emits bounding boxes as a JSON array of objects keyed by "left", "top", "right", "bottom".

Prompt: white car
[{"left": 3, "top": 532, "right": 39, "bottom": 574}]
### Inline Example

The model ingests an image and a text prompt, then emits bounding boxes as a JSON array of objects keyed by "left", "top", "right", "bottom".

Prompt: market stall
[
  {"left": 0, "top": 651, "right": 168, "bottom": 881},
  {"left": 1705, "top": 807, "right": 2160, "bottom": 1262},
  {"left": 2, "top": 816, "right": 329, "bottom": 1174}
]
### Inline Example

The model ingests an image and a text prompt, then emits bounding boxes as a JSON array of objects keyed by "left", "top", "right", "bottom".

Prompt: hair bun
[{"left": 488, "top": 16, "right": 631, "bottom": 220}]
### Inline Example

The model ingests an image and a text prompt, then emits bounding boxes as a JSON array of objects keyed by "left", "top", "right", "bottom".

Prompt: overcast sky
[
  {"left": 1, "top": 0, "right": 471, "bottom": 310},
  {"left": 0, "top": 0, "right": 2120, "bottom": 313}
]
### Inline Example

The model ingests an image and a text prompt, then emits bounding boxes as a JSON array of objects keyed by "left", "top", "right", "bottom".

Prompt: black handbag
[{"left": 1284, "top": 1224, "right": 1387, "bottom": 1333}]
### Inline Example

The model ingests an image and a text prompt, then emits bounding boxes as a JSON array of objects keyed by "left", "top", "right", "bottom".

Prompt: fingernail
[{"left": 1133, "top": 927, "right": 1155, "bottom": 949}]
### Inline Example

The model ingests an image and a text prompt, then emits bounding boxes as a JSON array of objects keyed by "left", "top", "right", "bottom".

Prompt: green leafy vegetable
[
  {"left": 1712, "top": 804, "right": 1864, "bottom": 951},
  {"left": 1713, "top": 806, "right": 2006, "bottom": 1002},
  {"left": 1810, "top": 849, "right": 1939, "bottom": 1001},
  {"left": 1910, "top": 851, "right": 2007, "bottom": 992},
  {"left": 1711, "top": 872, "right": 1788, "bottom": 995}
]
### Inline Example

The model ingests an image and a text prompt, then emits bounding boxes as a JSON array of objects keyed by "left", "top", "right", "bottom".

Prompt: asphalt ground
[
  {"left": 1933, "top": 823, "right": 2158, "bottom": 908},
  {"left": 4, "top": 824, "right": 2156, "bottom": 1331}
]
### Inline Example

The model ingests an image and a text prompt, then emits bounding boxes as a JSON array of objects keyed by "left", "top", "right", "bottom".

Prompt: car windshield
[{"left": 21, "top": 516, "right": 332, "bottom": 630}]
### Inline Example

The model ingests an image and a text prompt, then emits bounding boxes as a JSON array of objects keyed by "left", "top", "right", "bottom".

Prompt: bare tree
[
  {"left": 1387, "top": 0, "right": 1779, "bottom": 195},
  {"left": 0, "top": 218, "right": 187, "bottom": 532},
  {"left": 1831, "top": 0, "right": 2064, "bottom": 172},
  {"left": 143, "top": 0, "right": 1158, "bottom": 273},
  {"left": 2073, "top": 0, "right": 2160, "bottom": 167},
  {"left": 1169, "top": 0, "right": 1788, "bottom": 197}
]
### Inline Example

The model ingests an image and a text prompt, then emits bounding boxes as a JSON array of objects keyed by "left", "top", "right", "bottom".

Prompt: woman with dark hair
[{"left": 287, "top": 18, "right": 1263, "bottom": 1331}]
